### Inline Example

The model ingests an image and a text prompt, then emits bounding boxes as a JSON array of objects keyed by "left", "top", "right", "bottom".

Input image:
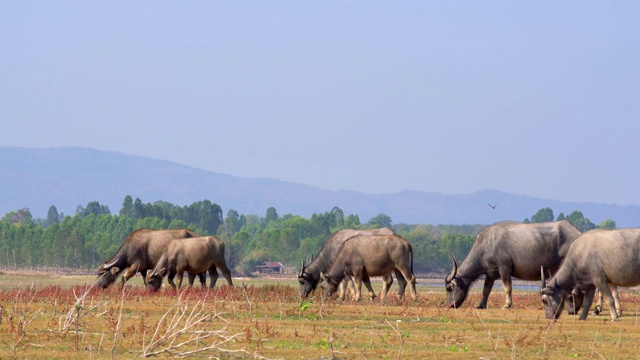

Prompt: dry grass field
[{"left": 1, "top": 272, "right": 640, "bottom": 359}]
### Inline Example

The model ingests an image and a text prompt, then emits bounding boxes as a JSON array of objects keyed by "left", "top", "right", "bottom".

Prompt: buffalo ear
[
  {"left": 571, "top": 288, "right": 582, "bottom": 296},
  {"left": 110, "top": 267, "right": 120, "bottom": 276},
  {"left": 320, "top": 272, "right": 327, "bottom": 282},
  {"left": 158, "top": 267, "right": 167, "bottom": 277},
  {"left": 541, "top": 287, "right": 554, "bottom": 296}
]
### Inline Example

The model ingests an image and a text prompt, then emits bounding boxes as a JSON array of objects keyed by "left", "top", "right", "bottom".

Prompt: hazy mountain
[{"left": 2, "top": 146, "right": 639, "bottom": 227}]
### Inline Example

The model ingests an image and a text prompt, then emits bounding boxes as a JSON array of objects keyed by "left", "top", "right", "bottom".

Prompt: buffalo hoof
[
  {"left": 476, "top": 304, "right": 487, "bottom": 309},
  {"left": 593, "top": 306, "right": 602, "bottom": 315}
]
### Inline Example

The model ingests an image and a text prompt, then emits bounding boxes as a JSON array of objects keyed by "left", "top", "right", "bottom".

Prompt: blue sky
[{"left": 2, "top": 2, "right": 639, "bottom": 205}]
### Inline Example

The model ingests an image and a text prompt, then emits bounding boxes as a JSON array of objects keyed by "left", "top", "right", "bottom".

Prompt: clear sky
[{"left": 2, "top": 2, "right": 639, "bottom": 206}]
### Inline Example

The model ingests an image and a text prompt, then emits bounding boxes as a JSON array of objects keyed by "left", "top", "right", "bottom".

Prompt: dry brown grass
[{"left": 0, "top": 273, "right": 639, "bottom": 359}]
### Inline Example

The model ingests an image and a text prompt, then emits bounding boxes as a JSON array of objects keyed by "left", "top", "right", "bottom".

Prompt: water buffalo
[
  {"left": 541, "top": 229, "right": 640, "bottom": 321},
  {"left": 445, "top": 221, "right": 581, "bottom": 309},
  {"left": 146, "top": 235, "right": 233, "bottom": 291},
  {"left": 320, "top": 234, "right": 417, "bottom": 302},
  {"left": 96, "top": 229, "right": 204, "bottom": 288},
  {"left": 298, "top": 228, "right": 396, "bottom": 300}
]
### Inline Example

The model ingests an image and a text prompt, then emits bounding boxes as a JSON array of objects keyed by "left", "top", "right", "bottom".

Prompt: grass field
[{"left": 1, "top": 272, "right": 639, "bottom": 359}]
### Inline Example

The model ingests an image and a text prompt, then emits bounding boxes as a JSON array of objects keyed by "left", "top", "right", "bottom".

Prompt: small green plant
[
  {"left": 447, "top": 344, "right": 469, "bottom": 352},
  {"left": 299, "top": 299, "right": 312, "bottom": 312},
  {"left": 317, "top": 337, "right": 330, "bottom": 350}
]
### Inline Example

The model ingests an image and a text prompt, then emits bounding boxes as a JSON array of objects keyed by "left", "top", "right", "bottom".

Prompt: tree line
[{"left": 0, "top": 196, "right": 614, "bottom": 275}]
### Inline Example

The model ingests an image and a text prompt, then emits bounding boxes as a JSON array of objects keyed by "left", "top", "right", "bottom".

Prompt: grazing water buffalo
[
  {"left": 146, "top": 236, "right": 233, "bottom": 291},
  {"left": 320, "top": 234, "right": 417, "bottom": 302},
  {"left": 96, "top": 229, "right": 204, "bottom": 288},
  {"left": 445, "top": 221, "right": 581, "bottom": 309},
  {"left": 298, "top": 228, "right": 396, "bottom": 300},
  {"left": 541, "top": 229, "right": 640, "bottom": 321}
]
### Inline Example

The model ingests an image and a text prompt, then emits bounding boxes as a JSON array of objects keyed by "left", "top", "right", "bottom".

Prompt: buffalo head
[
  {"left": 445, "top": 255, "right": 470, "bottom": 308},
  {"left": 298, "top": 260, "right": 318, "bottom": 297},
  {"left": 319, "top": 272, "right": 339, "bottom": 300},
  {"left": 95, "top": 258, "right": 121, "bottom": 289},
  {"left": 146, "top": 268, "right": 167, "bottom": 292},
  {"left": 540, "top": 266, "right": 566, "bottom": 319},
  {"left": 564, "top": 287, "right": 585, "bottom": 315}
]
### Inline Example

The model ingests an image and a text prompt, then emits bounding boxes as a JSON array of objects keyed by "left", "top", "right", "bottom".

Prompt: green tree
[
  {"left": 344, "top": 214, "right": 361, "bottom": 229},
  {"left": 265, "top": 207, "right": 279, "bottom": 223},
  {"left": 2, "top": 208, "right": 34, "bottom": 225},
  {"left": 133, "top": 197, "right": 145, "bottom": 222},
  {"left": 331, "top": 206, "right": 345, "bottom": 229},
  {"left": 45, "top": 205, "right": 60, "bottom": 228},
  {"left": 185, "top": 200, "right": 223, "bottom": 234},
  {"left": 119, "top": 195, "right": 133, "bottom": 218},
  {"left": 224, "top": 209, "right": 241, "bottom": 236},
  {"left": 556, "top": 212, "right": 565, "bottom": 221},
  {"left": 530, "top": 207, "right": 554, "bottom": 223},
  {"left": 367, "top": 213, "right": 392, "bottom": 228},
  {"left": 598, "top": 219, "right": 617, "bottom": 230},
  {"left": 566, "top": 211, "right": 596, "bottom": 232},
  {"left": 84, "top": 201, "right": 110, "bottom": 217}
]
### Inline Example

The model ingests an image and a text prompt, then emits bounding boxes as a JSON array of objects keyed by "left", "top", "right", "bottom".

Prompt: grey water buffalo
[
  {"left": 298, "top": 228, "right": 396, "bottom": 300},
  {"left": 320, "top": 234, "right": 417, "bottom": 302},
  {"left": 541, "top": 229, "right": 640, "bottom": 321},
  {"left": 445, "top": 221, "right": 581, "bottom": 309},
  {"left": 96, "top": 229, "right": 204, "bottom": 288},
  {"left": 146, "top": 235, "right": 233, "bottom": 291}
]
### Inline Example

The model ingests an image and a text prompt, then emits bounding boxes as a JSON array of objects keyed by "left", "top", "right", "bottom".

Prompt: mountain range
[{"left": 2, "top": 146, "right": 639, "bottom": 227}]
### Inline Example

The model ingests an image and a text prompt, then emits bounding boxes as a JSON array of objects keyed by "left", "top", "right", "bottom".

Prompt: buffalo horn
[
  {"left": 299, "top": 260, "right": 306, "bottom": 277},
  {"left": 540, "top": 266, "right": 546, "bottom": 290},
  {"left": 103, "top": 257, "right": 119, "bottom": 269},
  {"left": 445, "top": 254, "right": 458, "bottom": 284}
]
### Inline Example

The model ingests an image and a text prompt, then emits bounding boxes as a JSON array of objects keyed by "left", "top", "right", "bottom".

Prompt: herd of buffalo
[{"left": 94, "top": 220, "right": 640, "bottom": 322}]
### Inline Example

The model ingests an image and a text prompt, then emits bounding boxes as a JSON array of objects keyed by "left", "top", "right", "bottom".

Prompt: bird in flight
[{"left": 488, "top": 203, "right": 497, "bottom": 209}]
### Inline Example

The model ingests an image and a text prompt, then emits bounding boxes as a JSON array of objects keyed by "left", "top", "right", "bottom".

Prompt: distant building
[{"left": 255, "top": 261, "right": 284, "bottom": 274}]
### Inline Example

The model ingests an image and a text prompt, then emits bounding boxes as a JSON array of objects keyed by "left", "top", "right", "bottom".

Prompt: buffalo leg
[
  {"left": 497, "top": 267, "right": 514, "bottom": 309},
  {"left": 217, "top": 263, "right": 233, "bottom": 286},
  {"left": 394, "top": 270, "right": 407, "bottom": 299},
  {"left": 353, "top": 272, "right": 364, "bottom": 301},
  {"left": 395, "top": 266, "right": 417, "bottom": 301},
  {"left": 359, "top": 273, "right": 376, "bottom": 301},
  {"left": 338, "top": 277, "right": 352, "bottom": 301},
  {"left": 176, "top": 271, "right": 184, "bottom": 289},
  {"left": 140, "top": 269, "right": 148, "bottom": 286},
  {"left": 361, "top": 274, "right": 377, "bottom": 300},
  {"left": 596, "top": 282, "right": 620, "bottom": 321},
  {"left": 208, "top": 268, "right": 219, "bottom": 288},
  {"left": 380, "top": 274, "right": 393, "bottom": 302},
  {"left": 579, "top": 285, "right": 596, "bottom": 320},
  {"left": 346, "top": 276, "right": 356, "bottom": 299},
  {"left": 167, "top": 271, "right": 178, "bottom": 290},
  {"left": 477, "top": 276, "right": 496, "bottom": 309},
  {"left": 198, "top": 272, "right": 207, "bottom": 287},
  {"left": 594, "top": 285, "right": 622, "bottom": 317},
  {"left": 187, "top": 273, "right": 196, "bottom": 287},
  {"left": 337, "top": 278, "right": 346, "bottom": 300},
  {"left": 612, "top": 285, "right": 622, "bottom": 317},
  {"left": 500, "top": 278, "right": 513, "bottom": 309},
  {"left": 120, "top": 263, "right": 141, "bottom": 286},
  {"left": 594, "top": 289, "right": 603, "bottom": 315}
]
